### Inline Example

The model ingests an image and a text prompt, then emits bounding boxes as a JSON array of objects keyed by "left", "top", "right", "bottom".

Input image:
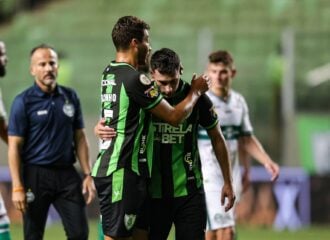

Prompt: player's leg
[
  {"left": 22, "top": 166, "right": 52, "bottom": 240},
  {"left": 148, "top": 198, "right": 173, "bottom": 240},
  {"left": 94, "top": 168, "right": 148, "bottom": 240},
  {"left": 0, "top": 194, "right": 11, "bottom": 240},
  {"left": 174, "top": 189, "right": 206, "bottom": 240},
  {"left": 52, "top": 167, "right": 88, "bottom": 240}
]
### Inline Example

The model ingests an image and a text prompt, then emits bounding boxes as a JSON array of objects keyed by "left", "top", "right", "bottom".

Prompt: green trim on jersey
[{"left": 106, "top": 85, "right": 128, "bottom": 176}]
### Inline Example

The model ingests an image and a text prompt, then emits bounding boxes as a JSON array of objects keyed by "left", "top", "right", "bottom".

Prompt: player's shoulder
[{"left": 231, "top": 89, "right": 247, "bottom": 104}]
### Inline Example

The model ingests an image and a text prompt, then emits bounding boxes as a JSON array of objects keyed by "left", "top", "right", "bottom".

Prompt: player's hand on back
[{"left": 190, "top": 73, "right": 210, "bottom": 96}]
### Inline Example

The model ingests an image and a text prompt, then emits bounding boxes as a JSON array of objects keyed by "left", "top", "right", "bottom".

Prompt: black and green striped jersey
[
  {"left": 92, "top": 62, "right": 163, "bottom": 178},
  {"left": 149, "top": 80, "right": 218, "bottom": 198}
]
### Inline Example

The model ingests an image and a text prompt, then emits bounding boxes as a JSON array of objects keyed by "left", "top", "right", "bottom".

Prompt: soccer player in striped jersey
[
  {"left": 95, "top": 48, "right": 235, "bottom": 240},
  {"left": 148, "top": 48, "right": 235, "bottom": 240},
  {"left": 0, "top": 40, "right": 12, "bottom": 240},
  {"left": 198, "top": 50, "right": 280, "bottom": 240},
  {"left": 91, "top": 17, "right": 210, "bottom": 240}
]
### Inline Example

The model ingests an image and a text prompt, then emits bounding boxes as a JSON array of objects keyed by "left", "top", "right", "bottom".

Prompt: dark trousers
[{"left": 23, "top": 165, "right": 88, "bottom": 240}]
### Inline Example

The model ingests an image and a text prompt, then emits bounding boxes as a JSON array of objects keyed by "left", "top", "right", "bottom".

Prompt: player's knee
[{"left": 223, "top": 227, "right": 235, "bottom": 240}]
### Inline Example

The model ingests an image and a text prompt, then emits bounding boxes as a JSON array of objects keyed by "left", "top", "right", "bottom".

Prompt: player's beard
[{"left": 0, "top": 65, "right": 6, "bottom": 77}]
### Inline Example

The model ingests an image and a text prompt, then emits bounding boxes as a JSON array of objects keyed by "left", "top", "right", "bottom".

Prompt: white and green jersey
[
  {"left": 92, "top": 62, "right": 163, "bottom": 178},
  {"left": 0, "top": 88, "right": 7, "bottom": 121},
  {"left": 198, "top": 90, "right": 253, "bottom": 194}
]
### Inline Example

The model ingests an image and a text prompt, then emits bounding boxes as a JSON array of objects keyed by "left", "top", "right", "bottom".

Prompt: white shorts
[
  {"left": 198, "top": 140, "right": 241, "bottom": 230},
  {"left": 205, "top": 191, "right": 236, "bottom": 230}
]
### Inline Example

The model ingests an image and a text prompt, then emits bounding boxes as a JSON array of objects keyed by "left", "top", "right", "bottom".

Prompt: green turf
[{"left": 9, "top": 220, "right": 330, "bottom": 240}]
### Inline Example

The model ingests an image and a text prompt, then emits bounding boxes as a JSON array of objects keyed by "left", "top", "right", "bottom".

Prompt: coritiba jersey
[
  {"left": 198, "top": 90, "right": 253, "bottom": 194},
  {"left": 92, "top": 62, "right": 163, "bottom": 178},
  {"left": 149, "top": 81, "right": 218, "bottom": 198}
]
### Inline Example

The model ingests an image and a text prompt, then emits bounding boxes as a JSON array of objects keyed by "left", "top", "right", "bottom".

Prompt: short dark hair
[
  {"left": 208, "top": 50, "right": 233, "bottom": 67},
  {"left": 112, "top": 16, "right": 150, "bottom": 51},
  {"left": 150, "top": 48, "right": 181, "bottom": 76},
  {"left": 30, "top": 43, "right": 56, "bottom": 56}
]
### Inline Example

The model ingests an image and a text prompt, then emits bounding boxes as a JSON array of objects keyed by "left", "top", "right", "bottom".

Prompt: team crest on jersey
[
  {"left": 63, "top": 102, "right": 75, "bottom": 117},
  {"left": 144, "top": 86, "right": 159, "bottom": 98},
  {"left": 124, "top": 214, "right": 136, "bottom": 230},
  {"left": 139, "top": 74, "right": 151, "bottom": 85},
  {"left": 26, "top": 189, "right": 35, "bottom": 203},
  {"left": 210, "top": 106, "right": 218, "bottom": 118}
]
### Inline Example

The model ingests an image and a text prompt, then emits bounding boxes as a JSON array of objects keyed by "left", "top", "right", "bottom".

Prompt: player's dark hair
[
  {"left": 112, "top": 16, "right": 150, "bottom": 51},
  {"left": 208, "top": 50, "right": 234, "bottom": 67},
  {"left": 150, "top": 48, "right": 181, "bottom": 76}
]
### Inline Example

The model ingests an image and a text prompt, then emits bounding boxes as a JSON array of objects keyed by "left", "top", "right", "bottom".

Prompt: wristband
[
  {"left": 84, "top": 173, "right": 91, "bottom": 177},
  {"left": 13, "top": 187, "right": 24, "bottom": 192}
]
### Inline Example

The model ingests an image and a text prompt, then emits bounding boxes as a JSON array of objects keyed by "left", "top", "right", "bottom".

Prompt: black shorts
[
  {"left": 94, "top": 168, "right": 148, "bottom": 238},
  {"left": 149, "top": 189, "right": 206, "bottom": 240}
]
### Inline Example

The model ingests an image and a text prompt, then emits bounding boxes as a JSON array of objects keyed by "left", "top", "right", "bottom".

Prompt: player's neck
[
  {"left": 211, "top": 87, "right": 230, "bottom": 100},
  {"left": 115, "top": 51, "right": 138, "bottom": 69}
]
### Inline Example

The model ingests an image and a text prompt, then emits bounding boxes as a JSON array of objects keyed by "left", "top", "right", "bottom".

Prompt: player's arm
[
  {"left": 149, "top": 74, "right": 209, "bottom": 127},
  {"left": 240, "top": 135, "right": 280, "bottom": 181},
  {"left": 74, "top": 128, "right": 96, "bottom": 204},
  {"left": 207, "top": 125, "right": 235, "bottom": 211},
  {"left": 238, "top": 139, "right": 251, "bottom": 193},
  {"left": 8, "top": 135, "right": 26, "bottom": 212}
]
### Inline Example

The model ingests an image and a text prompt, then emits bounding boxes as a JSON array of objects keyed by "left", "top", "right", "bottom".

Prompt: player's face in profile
[
  {"left": 0, "top": 42, "right": 7, "bottom": 77},
  {"left": 30, "top": 48, "right": 59, "bottom": 90},
  {"left": 137, "top": 29, "right": 152, "bottom": 70},
  {"left": 151, "top": 69, "right": 180, "bottom": 98},
  {"left": 207, "top": 62, "right": 234, "bottom": 91}
]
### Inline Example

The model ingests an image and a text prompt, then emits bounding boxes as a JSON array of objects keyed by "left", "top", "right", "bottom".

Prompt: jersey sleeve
[
  {"left": 8, "top": 96, "right": 27, "bottom": 137},
  {"left": 240, "top": 96, "right": 253, "bottom": 136},
  {"left": 198, "top": 94, "right": 219, "bottom": 130},
  {"left": 126, "top": 73, "right": 163, "bottom": 110}
]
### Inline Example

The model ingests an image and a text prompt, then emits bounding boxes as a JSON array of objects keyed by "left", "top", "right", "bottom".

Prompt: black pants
[
  {"left": 149, "top": 189, "right": 206, "bottom": 240},
  {"left": 23, "top": 165, "right": 88, "bottom": 240}
]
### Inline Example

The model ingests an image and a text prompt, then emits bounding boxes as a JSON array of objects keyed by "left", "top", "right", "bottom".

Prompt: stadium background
[{"left": 0, "top": 0, "right": 329, "bottom": 239}]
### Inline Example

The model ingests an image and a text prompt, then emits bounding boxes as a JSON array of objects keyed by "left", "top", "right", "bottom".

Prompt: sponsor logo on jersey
[
  {"left": 37, "top": 110, "right": 48, "bottom": 116},
  {"left": 124, "top": 214, "right": 137, "bottom": 231},
  {"left": 153, "top": 123, "right": 192, "bottom": 144},
  {"left": 100, "top": 140, "right": 111, "bottom": 150},
  {"left": 139, "top": 135, "right": 147, "bottom": 154},
  {"left": 63, "top": 103, "right": 75, "bottom": 117},
  {"left": 103, "top": 109, "right": 113, "bottom": 118},
  {"left": 144, "top": 86, "right": 159, "bottom": 98},
  {"left": 184, "top": 152, "right": 193, "bottom": 170},
  {"left": 101, "top": 79, "right": 116, "bottom": 86},
  {"left": 101, "top": 94, "right": 117, "bottom": 102},
  {"left": 139, "top": 74, "right": 151, "bottom": 85}
]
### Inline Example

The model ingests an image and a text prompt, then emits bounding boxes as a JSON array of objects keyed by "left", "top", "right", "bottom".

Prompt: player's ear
[
  {"left": 231, "top": 68, "right": 237, "bottom": 78},
  {"left": 131, "top": 38, "right": 139, "bottom": 48},
  {"left": 179, "top": 63, "right": 184, "bottom": 75}
]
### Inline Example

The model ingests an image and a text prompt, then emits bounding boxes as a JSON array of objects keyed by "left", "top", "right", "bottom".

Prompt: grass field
[{"left": 9, "top": 220, "right": 330, "bottom": 240}]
